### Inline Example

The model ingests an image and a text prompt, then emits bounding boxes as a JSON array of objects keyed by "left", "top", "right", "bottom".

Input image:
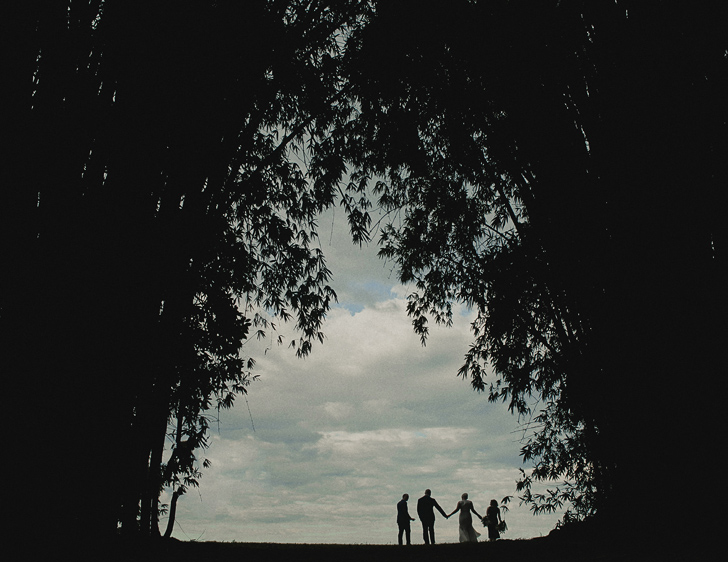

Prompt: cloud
[{"left": 163, "top": 210, "right": 564, "bottom": 544}]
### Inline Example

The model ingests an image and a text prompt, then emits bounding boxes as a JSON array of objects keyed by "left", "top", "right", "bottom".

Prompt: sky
[{"left": 163, "top": 207, "right": 565, "bottom": 544}]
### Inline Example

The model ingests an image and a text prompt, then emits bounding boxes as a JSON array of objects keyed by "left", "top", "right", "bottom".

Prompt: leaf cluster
[{"left": 338, "top": 0, "right": 726, "bottom": 527}]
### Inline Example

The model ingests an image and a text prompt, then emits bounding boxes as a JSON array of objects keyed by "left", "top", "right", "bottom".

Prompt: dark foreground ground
[{"left": 71, "top": 533, "right": 714, "bottom": 562}]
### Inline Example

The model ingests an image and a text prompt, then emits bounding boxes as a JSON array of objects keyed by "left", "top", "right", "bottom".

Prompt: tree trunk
[{"left": 164, "top": 489, "right": 182, "bottom": 539}]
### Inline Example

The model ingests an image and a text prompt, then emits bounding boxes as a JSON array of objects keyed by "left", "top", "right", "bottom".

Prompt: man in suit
[
  {"left": 396, "top": 493, "right": 415, "bottom": 545},
  {"left": 417, "top": 489, "right": 448, "bottom": 544}
]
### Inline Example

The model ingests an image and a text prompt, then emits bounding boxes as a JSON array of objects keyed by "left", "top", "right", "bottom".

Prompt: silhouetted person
[
  {"left": 396, "top": 493, "right": 415, "bottom": 545},
  {"left": 417, "top": 489, "right": 448, "bottom": 544},
  {"left": 486, "top": 499, "right": 502, "bottom": 541},
  {"left": 447, "top": 492, "right": 482, "bottom": 542}
]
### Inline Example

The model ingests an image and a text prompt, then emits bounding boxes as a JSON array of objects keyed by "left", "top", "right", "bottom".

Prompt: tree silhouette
[
  {"left": 5, "top": 0, "right": 725, "bottom": 548},
  {"left": 4, "top": 0, "right": 372, "bottom": 542},
  {"left": 341, "top": 0, "right": 726, "bottom": 540}
]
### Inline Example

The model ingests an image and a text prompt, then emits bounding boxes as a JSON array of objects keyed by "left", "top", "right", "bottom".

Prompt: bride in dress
[{"left": 447, "top": 493, "right": 483, "bottom": 542}]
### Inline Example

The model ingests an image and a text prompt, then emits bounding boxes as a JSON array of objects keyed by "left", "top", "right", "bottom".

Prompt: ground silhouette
[{"left": 63, "top": 531, "right": 712, "bottom": 562}]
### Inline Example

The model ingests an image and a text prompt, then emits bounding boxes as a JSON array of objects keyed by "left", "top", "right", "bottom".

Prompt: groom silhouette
[{"left": 416, "top": 489, "right": 448, "bottom": 544}]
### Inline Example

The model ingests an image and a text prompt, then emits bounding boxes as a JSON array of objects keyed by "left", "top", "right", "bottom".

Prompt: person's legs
[
  {"left": 429, "top": 524, "right": 436, "bottom": 544},
  {"left": 404, "top": 524, "right": 411, "bottom": 545},
  {"left": 421, "top": 522, "right": 430, "bottom": 544},
  {"left": 398, "top": 524, "right": 404, "bottom": 545}
]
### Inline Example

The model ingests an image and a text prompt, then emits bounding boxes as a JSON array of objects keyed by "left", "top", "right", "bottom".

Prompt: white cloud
[{"left": 163, "top": 210, "right": 565, "bottom": 544}]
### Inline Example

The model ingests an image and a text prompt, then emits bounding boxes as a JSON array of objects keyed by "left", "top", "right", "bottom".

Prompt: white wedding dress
[{"left": 457, "top": 500, "right": 481, "bottom": 542}]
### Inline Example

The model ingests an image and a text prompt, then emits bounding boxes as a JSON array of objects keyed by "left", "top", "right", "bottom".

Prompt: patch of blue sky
[
  {"left": 459, "top": 304, "right": 475, "bottom": 317},
  {"left": 335, "top": 302, "right": 365, "bottom": 314},
  {"left": 333, "top": 280, "right": 397, "bottom": 314}
]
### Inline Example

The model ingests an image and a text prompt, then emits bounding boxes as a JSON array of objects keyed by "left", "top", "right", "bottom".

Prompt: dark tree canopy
[
  {"left": 4, "top": 0, "right": 725, "bottom": 548},
  {"left": 4, "top": 0, "right": 372, "bottom": 543},
  {"left": 341, "top": 0, "right": 726, "bottom": 540}
]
